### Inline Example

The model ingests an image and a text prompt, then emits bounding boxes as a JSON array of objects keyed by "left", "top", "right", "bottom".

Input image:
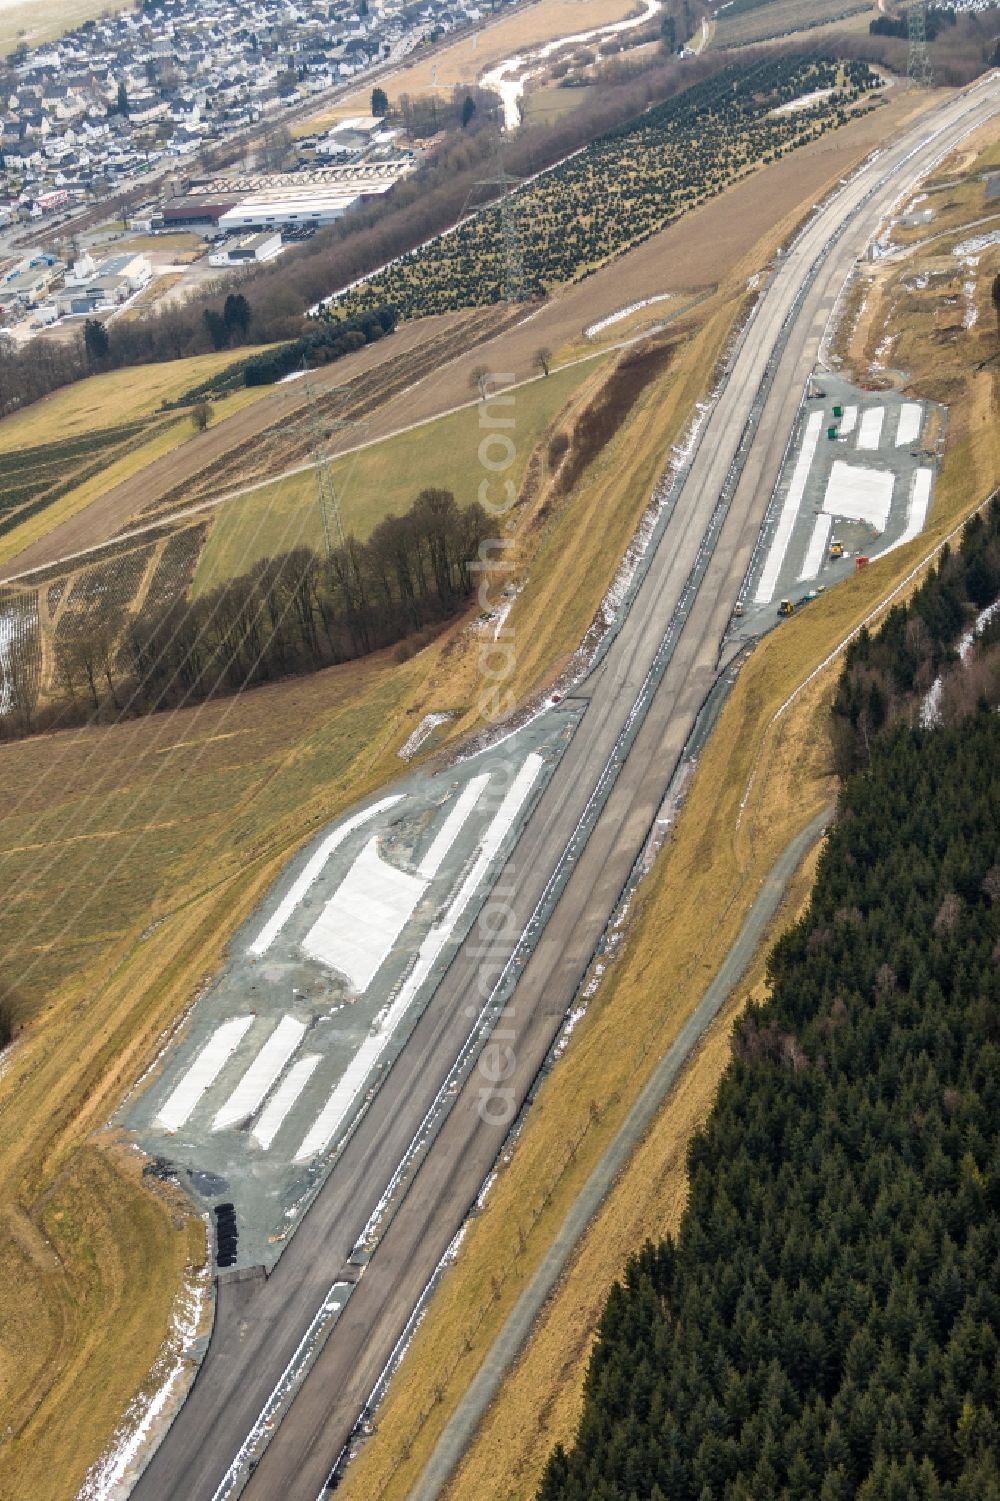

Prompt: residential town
[{"left": 0, "top": 0, "right": 502, "bottom": 335}]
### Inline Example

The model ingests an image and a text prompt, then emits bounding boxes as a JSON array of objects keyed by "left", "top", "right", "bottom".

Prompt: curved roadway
[{"left": 131, "top": 78, "right": 1000, "bottom": 1501}]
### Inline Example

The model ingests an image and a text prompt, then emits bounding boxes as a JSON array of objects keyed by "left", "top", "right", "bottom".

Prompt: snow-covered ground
[
  {"left": 584, "top": 293, "right": 673, "bottom": 338},
  {"left": 953, "top": 228, "right": 1000, "bottom": 257},
  {"left": 775, "top": 87, "right": 834, "bottom": 116},
  {"left": 77, "top": 1260, "right": 211, "bottom": 1501},
  {"left": 921, "top": 599, "right": 1000, "bottom": 726}
]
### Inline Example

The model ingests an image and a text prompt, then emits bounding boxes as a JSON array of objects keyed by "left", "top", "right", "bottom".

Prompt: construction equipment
[
  {"left": 777, "top": 599, "right": 794, "bottom": 617},
  {"left": 855, "top": 556, "right": 870, "bottom": 571},
  {"left": 830, "top": 538, "right": 844, "bottom": 559}
]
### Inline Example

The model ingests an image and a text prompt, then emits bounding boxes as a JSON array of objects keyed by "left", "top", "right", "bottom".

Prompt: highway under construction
[{"left": 128, "top": 77, "right": 1000, "bottom": 1501}]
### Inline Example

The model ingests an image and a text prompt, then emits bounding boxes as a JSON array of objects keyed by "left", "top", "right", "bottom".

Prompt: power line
[
  {"left": 286, "top": 365, "right": 365, "bottom": 556},
  {"left": 908, "top": 0, "right": 934, "bottom": 88},
  {"left": 463, "top": 135, "right": 526, "bottom": 305}
]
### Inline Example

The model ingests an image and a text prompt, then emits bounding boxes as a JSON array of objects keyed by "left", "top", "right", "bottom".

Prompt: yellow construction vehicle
[
  {"left": 830, "top": 538, "right": 845, "bottom": 559},
  {"left": 777, "top": 599, "right": 794, "bottom": 617}
]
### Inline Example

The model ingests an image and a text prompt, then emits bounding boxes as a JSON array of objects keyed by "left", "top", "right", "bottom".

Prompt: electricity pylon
[
  {"left": 908, "top": 0, "right": 934, "bottom": 88},
  {"left": 464, "top": 136, "right": 526, "bottom": 305},
  {"left": 287, "top": 365, "right": 365, "bottom": 558}
]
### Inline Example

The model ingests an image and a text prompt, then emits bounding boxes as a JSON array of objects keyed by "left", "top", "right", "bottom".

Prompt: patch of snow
[
  {"left": 953, "top": 228, "right": 1000, "bottom": 257},
  {"left": 921, "top": 599, "right": 1000, "bottom": 726},
  {"left": 584, "top": 293, "right": 673, "bottom": 339},
  {"left": 552, "top": 1005, "right": 586, "bottom": 1060},
  {"left": 754, "top": 411, "right": 824, "bottom": 604},
  {"left": 962, "top": 258, "right": 979, "bottom": 329},
  {"left": 398, "top": 712, "right": 451, "bottom": 761},
  {"left": 295, "top": 755, "right": 545, "bottom": 1162},
  {"left": 76, "top": 1258, "right": 211, "bottom": 1501},
  {"left": 774, "top": 87, "right": 833, "bottom": 115},
  {"left": 823, "top": 459, "right": 894, "bottom": 528},
  {"left": 894, "top": 403, "right": 922, "bottom": 448}
]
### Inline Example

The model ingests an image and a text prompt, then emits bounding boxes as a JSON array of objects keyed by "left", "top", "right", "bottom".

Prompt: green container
[
  {"left": 827, "top": 425, "right": 838, "bottom": 440},
  {"left": 832, "top": 404, "right": 843, "bottom": 418}
]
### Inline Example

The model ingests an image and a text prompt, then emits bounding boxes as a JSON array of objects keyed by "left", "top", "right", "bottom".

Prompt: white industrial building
[
  {"left": 218, "top": 190, "right": 362, "bottom": 233},
  {"left": 208, "top": 231, "right": 284, "bottom": 266}
]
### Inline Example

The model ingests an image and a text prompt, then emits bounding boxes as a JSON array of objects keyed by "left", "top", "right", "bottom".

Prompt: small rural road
[{"left": 130, "top": 78, "right": 1000, "bottom": 1501}]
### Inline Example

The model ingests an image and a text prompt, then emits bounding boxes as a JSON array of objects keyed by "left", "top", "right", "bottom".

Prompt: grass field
[
  {"left": 190, "top": 360, "right": 598, "bottom": 593},
  {"left": 0, "top": 0, "right": 124, "bottom": 54},
  {"left": 714, "top": 0, "right": 874, "bottom": 47},
  {"left": 519, "top": 83, "right": 593, "bottom": 126},
  {"left": 0, "top": 347, "right": 268, "bottom": 455},
  {"left": 0, "top": 383, "right": 274, "bottom": 572}
]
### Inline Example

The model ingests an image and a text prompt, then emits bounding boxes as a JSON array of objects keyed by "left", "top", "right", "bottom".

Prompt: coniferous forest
[{"left": 538, "top": 509, "right": 1000, "bottom": 1501}]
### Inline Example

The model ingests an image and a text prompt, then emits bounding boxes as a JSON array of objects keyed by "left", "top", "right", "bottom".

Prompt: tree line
[
  {"left": 831, "top": 497, "right": 1000, "bottom": 776},
  {"left": 537, "top": 500, "right": 1000, "bottom": 1501},
  {"left": 242, "top": 304, "right": 397, "bottom": 385},
  {"left": 1, "top": 488, "right": 490, "bottom": 740}
]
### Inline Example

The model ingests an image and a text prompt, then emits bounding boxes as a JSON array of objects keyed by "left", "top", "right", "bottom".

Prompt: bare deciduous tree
[{"left": 533, "top": 346, "right": 553, "bottom": 377}]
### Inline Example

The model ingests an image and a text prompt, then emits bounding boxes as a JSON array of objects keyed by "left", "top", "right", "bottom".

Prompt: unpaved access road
[{"left": 131, "top": 77, "right": 1000, "bottom": 1501}]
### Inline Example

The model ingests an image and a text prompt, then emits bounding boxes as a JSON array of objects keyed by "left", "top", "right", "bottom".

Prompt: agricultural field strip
[
  {"left": 0, "top": 352, "right": 586, "bottom": 592},
  {"left": 294, "top": 755, "right": 545, "bottom": 1164},
  {"left": 755, "top": 410, "right": 824, "bottom": 604}
]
